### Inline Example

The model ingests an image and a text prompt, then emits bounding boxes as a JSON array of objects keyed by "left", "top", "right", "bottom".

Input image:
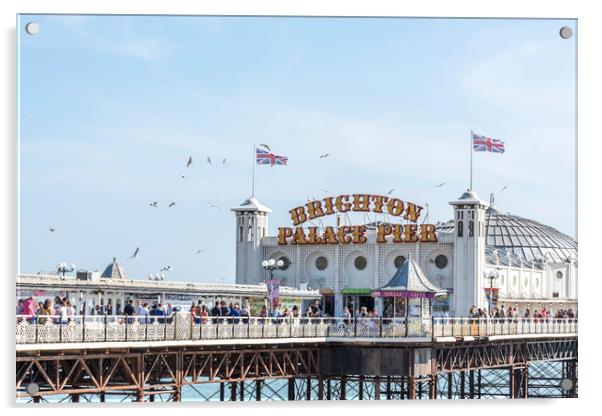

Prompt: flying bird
[
  {"left": 160, "top": 265, "right": 172, "bottom": 272},
  {"left": 49, "top": 228, "right": 56, "bottom": 232},
  {"left": 386, "top": 189, "right": 395, "bottom": 195},
  {"left": 128, "top": 247, "right": 140, "bottom": 259},
  {"left": 169, "top": 202, "right": 176, "bottom": 207},
  {"left": 259, "top": 144, "right": 271, "bottom": 152},
  {"left": 195, "top": 249, "right": 205, "bottom": 255},
  {"left": 204, "top": 201, "right": 221, "bottom": 210},
  {"left": 319, "top": 153, "right": 331, "bottom": 159},
  {"left": 186, "top": 156, "right": 193, "bottom": 167},
  {"left": 150, "top": 201, "right": 158, "bottom": 208},
  {"left": 206, "top": 157, "right": 212, "bottom": 165},
  {"left": 501, "top": 185, "right": 509, "bottom": 192},
  {"left": 435, "top": 183, "right": 446, "bottom": 188},
  {"left": 222, "top": 158, "right": 227, "bottom": 164},
  {"left": 177, "top": 174, "right": 187, "bottom": 179}
]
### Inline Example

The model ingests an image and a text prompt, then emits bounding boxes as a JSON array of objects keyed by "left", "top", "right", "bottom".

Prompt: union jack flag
[
  {"left": 472, "top": 132, "right": 505, "bottom": 153},
  {"left": 256, "top": 148, "right": 288, "bottom": 166}
]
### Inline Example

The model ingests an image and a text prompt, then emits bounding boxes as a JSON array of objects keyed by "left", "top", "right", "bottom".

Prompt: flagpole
[
  {"left": 252, "top": 145, "right": 256, "bottom": 197},
  {"left": 469, "top": 130, "right": 473, "bottom": 191}
]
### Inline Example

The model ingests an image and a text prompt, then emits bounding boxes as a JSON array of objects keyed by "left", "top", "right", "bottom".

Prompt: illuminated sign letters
[{"left": 277, "top": 194, "right": 438, "bottom": 246}]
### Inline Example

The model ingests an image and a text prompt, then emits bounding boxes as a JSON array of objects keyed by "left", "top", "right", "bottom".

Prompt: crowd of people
[
  {"left": 467, "top": 304, "right": 576, "bottom": 321},
  {"left": 17, "top": 295, "right": 577, "bottom": 326}
]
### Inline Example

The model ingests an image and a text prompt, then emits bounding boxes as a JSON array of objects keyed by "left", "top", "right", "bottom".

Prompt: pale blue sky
[{"left": 17, "top": 15, "right": 576, "bottom": 282}]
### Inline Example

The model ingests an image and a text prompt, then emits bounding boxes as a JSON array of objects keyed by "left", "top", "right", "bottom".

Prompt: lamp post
[
  {"left": 57, "top": 262, "right": 75, "bottom": 276},
  {"left": 483, "top": 269, "right": 500, "bottom": 316},
  {"left": 261, "top": 258, "right": 284, "bottom": 314}
]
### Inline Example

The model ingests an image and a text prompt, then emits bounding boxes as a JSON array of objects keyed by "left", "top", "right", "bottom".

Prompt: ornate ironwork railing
[{"left": 14, "top": 314, "right": 577, "bottom": 345}]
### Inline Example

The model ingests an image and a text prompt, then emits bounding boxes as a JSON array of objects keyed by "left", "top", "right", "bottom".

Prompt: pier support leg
[
  {"left": 173, "top": 386, "right": 181, "bottom": 402},
  {"left": 255, "top": 380, "right": 262, "bottom": 401},
  {"left": 230, "top": 382, "right": 237, "bottom": 401},
  {"left": 288, "top": 378, "right": 295, "bottom": 400},
  {"left": 136, "top": 390, "right": 144, "bottom": 402},
  {"left": 219, "top": 382, "right": 225, "bottom": 401},
  {"left": 460, "top": 371, "right": 466, "bottom": 399},
  {"left": 359, "top": 376, "right": 364, "bottom": 400},
  {"left": 70, "top": 394, "right": 79, "bottom": 403},
  {"left": 469, "top": 370, "right": 475, "bottom": 399},
  {"left": 477, "top": 369, "right": 482, "bottom": 399},
  {"left": 408, "top": 376, "right": 416, "bottom": 400},
  {"left": 374, "top": 376, "right": 381, "bottom": 400},
  {"left": 326, "top": 379, "right": 331, "bottom": 400},
  {"left": 32, "top": 396, "right": 40, "bottom": 403},
  {"left": 447, "top": 372, "right": 453, "bottom": 399},
  {"left": 341, "top": 376, "right": 347, "bottom": 400},
  {"left": 386, "top": 376, "right": 392, "bottom": 400},
  {"left": 100, "top": 393, "right": 105, "bottom": 402},
  {"left": 149, "top": 392, "right": 154, "bottom": 402},
  {"left": 429, "top": 375, "right": 437, "bottom": 399},
  {"left": 509, "top": 367, "right": 516, "bottom": 399},
  {"left": 318, "top": 378, "right": 324, "bottom": 400},
  {"left": 306, "top": 377, "right": 312, "bottom": 400},
  {"left": 240, "top": 381, "right": 244, "bottom": 401}
]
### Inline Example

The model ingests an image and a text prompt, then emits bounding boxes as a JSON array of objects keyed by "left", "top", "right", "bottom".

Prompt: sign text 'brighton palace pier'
[{"left": 278, "top": 194, "right": 438, "bottom": 245}]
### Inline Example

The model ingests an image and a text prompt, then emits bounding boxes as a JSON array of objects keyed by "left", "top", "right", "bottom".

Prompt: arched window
[
  {"left": 239, "top": 226, "right": 243, "bottom": 242},
  {"left": 247, "top": 225, "right": 252, "bottom": 242},
  {"left": 468, "top": 220, "right": 474, "bottom": 237},
  {"left": 457, "top": 220, "right": 463, "bottom": 237}
]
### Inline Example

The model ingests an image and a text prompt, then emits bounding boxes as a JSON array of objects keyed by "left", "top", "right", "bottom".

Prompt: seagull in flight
[
  {"left": 177, "top": 174, "right": 187, "bottom": 179},
  {"left": 128, "top": 247, "right": 140, "bottom": 259},
  {"left": 186, "top": 156, "right": 193, "bottom": 168},
  {"left": 206, "top": 157, "right": 212, "bottom": 165},
  {"left": 195, "top": 249, "right": 205, "bottom": 255},
  {"left": 222, "top": 158, "right": 227, "bottom": 164},
  {"left": 169, "top": 202, "right": 176, "bottom": 207},
  {"left": 49, "top": 227, "right": 56, "bottom": 232},
  {"left": 319, "top": 153, "right": 331, "bottom": 159},
  {"left": 259, "top": 144, "right": 271, "bottom": 152},
  {"left": 435, "top": 182, "right": 446, "bottom": 188},
  {"left": 501, "top": 185, "right": 509, "bottom": 192},
  {"left": 204, "top": 201, "right": 221, "bottom": 210},
  {"left": 160, "top": 265, "right": 172, "bottom": 272},
  {"left": 386, "top": 189, "right": 395, "bottom": 195},
  {"left": 150, "top": 201, "right": 158, "bottom": 208}
]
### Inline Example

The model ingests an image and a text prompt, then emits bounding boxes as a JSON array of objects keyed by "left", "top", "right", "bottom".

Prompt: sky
[{"left": 17, "top": 15, "right": 576, "bottom": 283}]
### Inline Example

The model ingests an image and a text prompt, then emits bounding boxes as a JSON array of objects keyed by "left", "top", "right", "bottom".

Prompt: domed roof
[
  {"left": 484, "top": 208, "right": 576, "bottom": 264},
  {"left": 101, "top": 257, "right": 128, "bottom": 280},
  {"left": 438, "top": 194, "right": 577, "bottom": 265}
]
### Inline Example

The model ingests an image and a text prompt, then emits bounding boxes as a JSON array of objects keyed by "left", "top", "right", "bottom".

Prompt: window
[
  {"left": 394, "top": 255, "right": 406, "bottom": 269},
  {"left": 435, "top": 255, "right": 448, "bottom": 269},
  {"left": 457, "top": 221, "right": 463, "bottom": 237},
  {"left": 315, "top": 256, "right": 328, "bottom": 271},
  {"left": 247, "top": 226, "right": 252, "bottom": 242},
  {"left": 468, "top": 220, "right": 474, "bottom": 237},
  {"left": 279, "top": 256, "right": 290, "bottom": 271},
  {"left": 354, "top": 256, "right": 367, "bottom": 270},
  {"left": 556, "top": 271, "right": 563, "bottom": 280},
  {"left": 239, "top": 226, "right": 243, "bottom": 242}
]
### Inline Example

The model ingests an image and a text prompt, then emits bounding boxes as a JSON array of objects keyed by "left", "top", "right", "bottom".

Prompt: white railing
[
  {"left": 14, "top": 314, "right": 577, "bottom": 345},
  {"left": 432, "top": 317, "right": 578, "bottom": 338}
]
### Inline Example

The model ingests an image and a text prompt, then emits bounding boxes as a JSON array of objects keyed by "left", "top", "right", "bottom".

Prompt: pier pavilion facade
[{"left": 233, "top": 190, "right": 577, "bottom": 317}]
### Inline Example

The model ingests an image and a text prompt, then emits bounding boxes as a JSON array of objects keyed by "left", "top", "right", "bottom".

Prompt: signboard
[
  {"left": 484, "top": 288, "right": 499, "bottom": 308},
  {"left": 277, "top": 194, "right": 438, "bottom": 245},
  {"left": 266, "top": 278, "right": 280, "bottom": 309},
  {"left": 341, "top": 288, "right": 372, "bottom": 295}
]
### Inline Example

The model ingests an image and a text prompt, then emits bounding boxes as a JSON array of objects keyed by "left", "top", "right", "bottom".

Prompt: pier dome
[
  {"left": 438, "top": 195, "right": 577, "bottom": 264},
  {"left": 483, "top": 202, "right": 576, "bottom": 264}
]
